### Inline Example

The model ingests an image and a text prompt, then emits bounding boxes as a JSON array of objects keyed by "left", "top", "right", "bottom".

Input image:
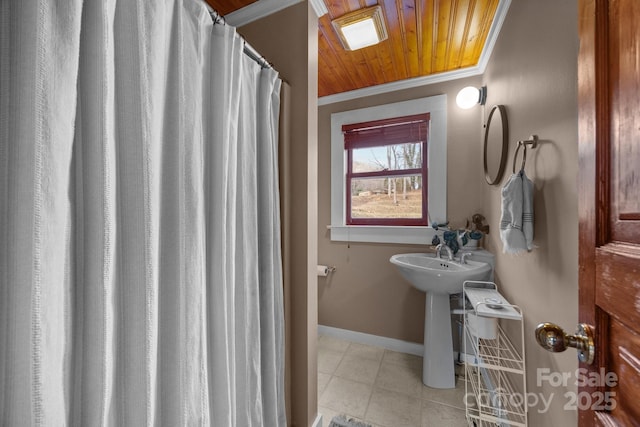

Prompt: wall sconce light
[
  {"left": 456, "top": 86, "right": 487, "bottom": 109},
  {"left": 332, "top": 5, "right": 388, "bottom": 51}
]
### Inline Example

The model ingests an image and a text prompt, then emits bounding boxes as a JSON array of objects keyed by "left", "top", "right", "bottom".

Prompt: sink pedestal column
[{"left": 422, "top": 292, "right": 455, "bottom": 389}]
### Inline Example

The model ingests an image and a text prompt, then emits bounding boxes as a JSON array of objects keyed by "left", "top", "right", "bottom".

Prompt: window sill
[{"left": 329, "top": 225, "right": 437, "bottom": 245}]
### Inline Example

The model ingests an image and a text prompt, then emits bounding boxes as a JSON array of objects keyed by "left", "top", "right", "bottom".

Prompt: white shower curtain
[{"left": 0, "top": 1, "right": 285, "bottom": 426}]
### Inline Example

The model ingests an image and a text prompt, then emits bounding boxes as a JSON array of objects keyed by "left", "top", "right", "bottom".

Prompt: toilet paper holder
[{"left": 317, "top": 265, "right": 336, "bottom": 277}]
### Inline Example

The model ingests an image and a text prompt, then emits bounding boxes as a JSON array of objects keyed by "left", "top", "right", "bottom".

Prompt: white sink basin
[
  {"left": 390, "top": 253, "right": 491, "bottom": 294},
  {"left": 390, "top": 251, "right": 493, "bottom": 389}
]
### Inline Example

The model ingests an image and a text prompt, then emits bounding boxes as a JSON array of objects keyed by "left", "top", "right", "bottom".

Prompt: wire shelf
[
  {"left": 465, "top": 325, "right": 524, "bottom": 373},
  {"left": 463, "top": 281, "right": 527, "bottom": 426},
  {"left": 465, "top": 364, "right": 527, "bottom": 426}
]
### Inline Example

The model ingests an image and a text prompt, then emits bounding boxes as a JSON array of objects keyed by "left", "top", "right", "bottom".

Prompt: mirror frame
[{"left": 483, "top": 104, "right": 509, "bottom": 185}]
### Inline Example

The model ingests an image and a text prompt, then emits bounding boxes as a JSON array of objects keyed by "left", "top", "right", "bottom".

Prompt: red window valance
[{"left": 342, "top": 113, "right": 429, "bottom": 149}]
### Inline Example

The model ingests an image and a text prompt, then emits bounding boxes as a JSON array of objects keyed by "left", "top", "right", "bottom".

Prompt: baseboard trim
[
  {"left": 318, "top": 325, "right": 424, "bottom": 356},
  {"left": 312, "top": 413, "right": 323, "bottom": 427}
]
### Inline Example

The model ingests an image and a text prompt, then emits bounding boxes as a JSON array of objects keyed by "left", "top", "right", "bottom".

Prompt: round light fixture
[{"left": 456, "top": 86, "right": 487, "bottom": 109}]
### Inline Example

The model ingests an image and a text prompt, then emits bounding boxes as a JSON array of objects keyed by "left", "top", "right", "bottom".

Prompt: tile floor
[{"left": 317, "top": 334, "right": 468, "bottom": 427}]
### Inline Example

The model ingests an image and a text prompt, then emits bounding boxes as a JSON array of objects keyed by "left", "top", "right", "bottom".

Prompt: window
[
  {"left": 344, "top": 114, "right": 429, "bottom": 225},
  {"left": 330, "top": 95, "right": 447, "bottom": 244}
]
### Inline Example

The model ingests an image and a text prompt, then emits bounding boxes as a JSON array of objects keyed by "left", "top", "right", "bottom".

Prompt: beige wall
[
  {"left": 319, "top": 0, "right": 579, "bottom": 424},
  {"left": 481, "top": 0, "right": 579, "bottom": 425},
  {"left": 241, "top": 4, "right": 319, "bottom": 427},
  {"left": 318, "top": 77, "right": 486, "bottom": 344}
]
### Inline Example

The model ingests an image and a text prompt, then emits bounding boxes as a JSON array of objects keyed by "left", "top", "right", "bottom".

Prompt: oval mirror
[{"left": 483, "top": 105, "right": 509, "bottom": 185}]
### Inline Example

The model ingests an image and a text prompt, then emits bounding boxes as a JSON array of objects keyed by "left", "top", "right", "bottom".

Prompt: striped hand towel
[{"left": 500, "top": 170, "right": 534, "bottom": 253}]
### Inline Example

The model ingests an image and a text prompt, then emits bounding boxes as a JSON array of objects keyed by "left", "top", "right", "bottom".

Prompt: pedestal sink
[{"left": 390, "top": 252, "right": 492, "bottom": 389}]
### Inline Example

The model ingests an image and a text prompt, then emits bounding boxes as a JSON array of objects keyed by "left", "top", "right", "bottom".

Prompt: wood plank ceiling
[
  {"left": 206, "top": 0, "right": 500, "bottom": 98},
  {"left": 208, "top": 0, "right": 257, "bottom": 16}
]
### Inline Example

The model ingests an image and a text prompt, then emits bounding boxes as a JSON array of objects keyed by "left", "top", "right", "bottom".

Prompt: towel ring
[
  {"left": 512, "top": 135, "right": 539, "bottom": 173},
  {"left": 512, "top": 143, "right": 527, "bottom": 173}
]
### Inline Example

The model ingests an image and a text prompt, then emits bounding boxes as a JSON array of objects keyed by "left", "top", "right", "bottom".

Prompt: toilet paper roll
[{"left": 317, "top": 265, "right": 331, "bottom": 277}]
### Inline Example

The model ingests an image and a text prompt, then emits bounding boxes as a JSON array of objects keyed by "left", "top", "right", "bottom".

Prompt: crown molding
[
  {"left": 317, "top": 66, "right": 484, "bottom": 106},
  {"left": 476, "top": 0, "right": 511, "bottom": 71},
  {"left": 309, "top": 0, "right": 328, "bottom": 17},
  {"left": 318, "top": 0, "right": 511, "bottom": 106},
  {"left": 225, "top": 0, "right": 304, "bottom": 27}
]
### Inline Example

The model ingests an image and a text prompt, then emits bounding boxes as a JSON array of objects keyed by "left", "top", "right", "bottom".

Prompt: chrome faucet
[
  {"left": 435, "top": 243, "right": 454, "bottom": 261},
  {"left": 460, "top": 252, "right": 473, "bottom": 264}
]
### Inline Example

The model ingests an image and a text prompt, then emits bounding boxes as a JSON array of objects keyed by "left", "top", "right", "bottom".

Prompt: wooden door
[{"left": 579, "top": 0, "right": 640, "bottom": 425}]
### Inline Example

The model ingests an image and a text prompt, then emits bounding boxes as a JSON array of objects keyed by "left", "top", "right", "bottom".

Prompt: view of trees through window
[
  {"left": 350, "top": 142, "right": 424, "bottom": 219},
  {"left": 344, "top": 114, "right": 429, "bottom": 225}
]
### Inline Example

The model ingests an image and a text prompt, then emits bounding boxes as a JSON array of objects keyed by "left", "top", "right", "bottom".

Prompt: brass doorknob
[{"left": 535, "top": 322, "right": 595, "bottom": 365}]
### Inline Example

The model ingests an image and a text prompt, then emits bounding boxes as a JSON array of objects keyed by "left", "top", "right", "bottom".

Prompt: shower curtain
[{"left": 0, "top": 1, "right": 285, "bottom": 426}]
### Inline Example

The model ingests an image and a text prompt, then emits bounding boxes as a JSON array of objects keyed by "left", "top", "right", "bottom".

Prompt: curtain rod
[{"left": 209, "top": 9, "right": 273, "bottom": 70}]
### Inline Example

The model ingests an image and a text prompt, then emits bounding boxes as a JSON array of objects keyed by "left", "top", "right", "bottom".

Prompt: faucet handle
[{"left": 460, "top": 252, "right": 473, "bottom": 264}]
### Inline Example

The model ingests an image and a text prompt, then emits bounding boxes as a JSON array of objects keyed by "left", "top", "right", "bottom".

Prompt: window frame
[
  {"left": 344, "top": 113, "right": 429, "bottom": 226},
  {"left": 330, "top": 95, "right": 447, "bottom": 244}
]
